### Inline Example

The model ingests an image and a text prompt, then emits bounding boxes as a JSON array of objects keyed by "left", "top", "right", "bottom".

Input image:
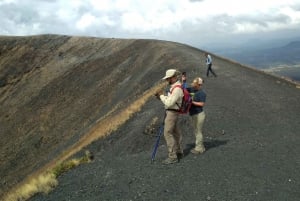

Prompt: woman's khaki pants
[{"left": 191, "top": 111, "right": 206, "bottom": 151}]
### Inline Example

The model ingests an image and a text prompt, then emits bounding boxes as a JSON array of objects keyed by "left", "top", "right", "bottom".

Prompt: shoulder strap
[
  {"left": 170, "top": 85, "right": 183, "bottom": 110},
  {"left": 170, "top": 85, "right": 182, "bottom": 94}
]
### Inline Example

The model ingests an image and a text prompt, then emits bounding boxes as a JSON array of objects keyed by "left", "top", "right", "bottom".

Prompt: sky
[{"left": 1, "top": 0, "right": 300, "bottom": 48}]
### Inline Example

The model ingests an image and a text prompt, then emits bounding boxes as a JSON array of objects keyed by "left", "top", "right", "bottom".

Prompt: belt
[{"left": 166, "top": 109, "right": 179, "bottom": 112}]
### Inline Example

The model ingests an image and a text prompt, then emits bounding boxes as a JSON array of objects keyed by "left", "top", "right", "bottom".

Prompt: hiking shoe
[
  {"left": 190, "top": 148, "right": 205, "bottom": 155},
  {"left": 176, "top": 152, "right": 184, "bottom": 159},
  {"left": 162, "top": 158, "right": 178, "bottom": 165}
]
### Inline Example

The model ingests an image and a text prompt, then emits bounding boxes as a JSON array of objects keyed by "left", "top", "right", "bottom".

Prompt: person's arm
[
  {"left": 208, "top": 55, "right": 212, "bottom": 64},
  {"left": 205, "top": 55, "right": 211, "bottom": 64},
  {"left": 192, "top": 91, "right": 206, "bottom": 106},
  {"left": 160, "top": 87, "right": 182, "bottom": 108},
  {"left": 192, "top": 101, "right": 205, "bottom": 107}
]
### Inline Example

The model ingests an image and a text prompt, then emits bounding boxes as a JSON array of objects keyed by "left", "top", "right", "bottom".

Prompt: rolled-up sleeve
[{"left": 159, "top": 87, "right": 183, "bottom": 109}]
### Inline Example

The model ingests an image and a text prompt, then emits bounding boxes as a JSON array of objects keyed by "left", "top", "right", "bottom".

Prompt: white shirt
[
  {"left": 159, "top": 81, "right": 183, "bottom": 110},
  {"left": 206, "top": 54, "right": 212, "bottom": 65}
]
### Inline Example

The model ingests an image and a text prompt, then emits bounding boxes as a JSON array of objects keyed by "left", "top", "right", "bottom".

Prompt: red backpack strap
[
  {"left": 170, "top": 85, "right": 183, "bottom": 110},
  {"left": 170, "top": 85, "right": 182, "bottom": 94}
]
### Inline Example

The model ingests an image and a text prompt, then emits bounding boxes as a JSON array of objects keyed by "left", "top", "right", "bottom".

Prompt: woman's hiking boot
[{"left": 190, "top": 148, "right": 205, "bottom": 155}]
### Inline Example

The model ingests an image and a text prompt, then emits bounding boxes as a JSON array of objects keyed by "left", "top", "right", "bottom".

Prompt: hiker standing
[
  {"left": 205, "top": 53, "right": 217, "bottom": 77},
  {"left": 155, "top": 69, "right": 184, "bottom": 164},
  {"left": 188, "top": 77, "right": 206, "bottom": 154}
]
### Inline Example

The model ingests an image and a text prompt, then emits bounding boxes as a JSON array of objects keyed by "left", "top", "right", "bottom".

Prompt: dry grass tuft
[
  {"left": 3, "top": 172, "right": 57, "bottom": 201},
  {"left": 144, "top": 116, "right": 159, "bottom": 135},
  {"left": 52, "top": 150, "right": 92, "bottom": 177},
  {"left": 3, "top": 151, "right": 93, "bottom": 201},
  {"left": 3, "top": 82, "right": 164, "bottom": 201}
]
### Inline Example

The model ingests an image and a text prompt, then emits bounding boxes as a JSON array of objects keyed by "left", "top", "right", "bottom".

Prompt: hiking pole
[
  {"left": 151, "top": 123, "right": 164, "bottom": 163},
  {"left": 151, "top": 113, "right": 166, "bottom": 163}
]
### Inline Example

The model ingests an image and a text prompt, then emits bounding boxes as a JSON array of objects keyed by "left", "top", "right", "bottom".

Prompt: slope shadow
[{"left": 183, "top": 139, "right": 228, "bottom": 156}]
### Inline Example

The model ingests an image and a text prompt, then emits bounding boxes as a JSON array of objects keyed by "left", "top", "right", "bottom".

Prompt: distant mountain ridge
[
  {"left": 215, "top": 40, "right": 300, "bottom": 82},
  {"left": 283, "top": 41, "right": 300, "bottom": 49},
  {"left": 224, "top": 40, "right": 300, "bottom": 67}
]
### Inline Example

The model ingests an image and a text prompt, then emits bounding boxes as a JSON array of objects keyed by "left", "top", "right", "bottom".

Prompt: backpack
[{"left": 170, "top": 85, "right": 192, "bottom": 114}]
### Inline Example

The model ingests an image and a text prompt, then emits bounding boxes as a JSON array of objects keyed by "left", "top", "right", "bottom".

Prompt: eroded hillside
[
  {"left": 0, "top": 35, "right": 204, "bottom": 198},
  {"left": 1, "top": 35, "right": 300, "bottom": 201}
]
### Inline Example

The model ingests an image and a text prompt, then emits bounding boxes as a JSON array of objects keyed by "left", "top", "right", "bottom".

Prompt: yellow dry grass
[
  {"left": 3, "top": 151, "right": 92, "bottom": 201},
  {"left": 2, "top": 82, "right": 166, "bottom": 201},
  {"left": 3, "top": 172, "right": 57, "bottom": 201}
]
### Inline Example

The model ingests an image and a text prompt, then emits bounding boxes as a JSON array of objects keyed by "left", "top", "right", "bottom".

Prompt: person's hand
[{"left": 154, "top": 90, "right": 163, "bottom": 100}]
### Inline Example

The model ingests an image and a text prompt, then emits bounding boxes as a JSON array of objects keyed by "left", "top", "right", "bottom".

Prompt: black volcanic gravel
[{"left": 31, "top": 51, "right": 300, "bottom": 201}]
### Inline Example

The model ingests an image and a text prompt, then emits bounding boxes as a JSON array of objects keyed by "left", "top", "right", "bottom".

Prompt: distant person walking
[
  {"left": 188, "top": 77, "right": 206, "bottom": 154},
  {"left": 205, "top": 53, "right": 217, "bottom": 77},
  {"left": 155, "top": 69, "right": 184, "bottom": 164}
]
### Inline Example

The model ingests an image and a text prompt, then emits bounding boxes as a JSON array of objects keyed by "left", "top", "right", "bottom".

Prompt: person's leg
[
  {"left": 163, "top": 111, "right": 178, "bottom": 160},
  {"left": 174, "top": 123, "right": 183, "bottom": 157},
  {"left": 191, "top": 114, "right": 197, "bottom": 147},
  {"left": 191, "top": 112, "right": 206, "bottom": 153},
  {"left": 210, "top": 64, "right": 217, "bottom": 77},
  {"left": 206, "top": 65, "right": 210, "bottom": 77}
]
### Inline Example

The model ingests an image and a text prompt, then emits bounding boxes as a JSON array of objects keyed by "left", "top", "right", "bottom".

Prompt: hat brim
[{"left": 162, "top": 75, "right": 172, "bottom": 80}]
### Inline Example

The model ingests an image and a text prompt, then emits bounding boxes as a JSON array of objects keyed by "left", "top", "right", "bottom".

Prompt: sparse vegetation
[
  {"left": 0, "top": 35, "right": 182, "bottom": 198},
  {"left": 3, "top": 150, "right": 93, "bottom": 201},
  {"left": 52, "top": 150, "right": 93, "bottom": 177},
  {"left": 4, "top": 172, "right": 58, "bottom": 201},
  {"left": 2, "top": 81, "right": 165, "bottom": 201},
  {"left": 144, "top": 116, "right": 159, "bottom": 135}
]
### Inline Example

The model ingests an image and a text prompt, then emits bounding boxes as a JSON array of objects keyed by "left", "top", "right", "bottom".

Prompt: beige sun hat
[
  {"left": 191, "top": 77, "right": 204, "bottom": 86},
  {"left": 162, "top": 69, "right": 178, "bottom": 80}
]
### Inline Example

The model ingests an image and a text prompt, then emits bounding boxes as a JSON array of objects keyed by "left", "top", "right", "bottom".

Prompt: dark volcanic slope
[
  {"left": 1, "top": 35, "right": 300, "bottom": 201},
  {"left": 0, "top": 35, "right": 204, "bottom": 198}
]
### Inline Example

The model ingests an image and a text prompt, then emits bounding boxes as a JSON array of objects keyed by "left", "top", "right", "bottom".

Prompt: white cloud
[
  {"left": 76, "top": 13, "right": 97, "bottom": 30},
  {"left": 0, "top": 0, "right": 15, "bottom": 5},
  {"left": 0, "top": 0, "right": 300, "bottom": 47}
]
